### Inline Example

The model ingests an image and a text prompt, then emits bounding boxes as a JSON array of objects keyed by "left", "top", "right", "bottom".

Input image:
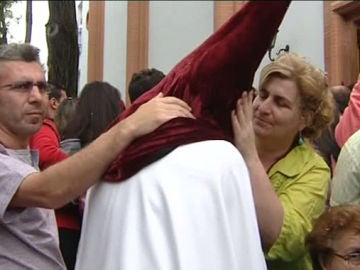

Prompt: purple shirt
[{"left": 0, "top": 144, "right": 66, "bottom": 270}]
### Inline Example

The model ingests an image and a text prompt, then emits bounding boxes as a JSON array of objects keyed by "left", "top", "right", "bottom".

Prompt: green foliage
[{"left": 0, "top": 0, "right": 20, "bottom": 44}]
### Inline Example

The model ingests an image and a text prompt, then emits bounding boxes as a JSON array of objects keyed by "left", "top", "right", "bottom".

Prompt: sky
[{"left": 8, "top": 1, "right": 49, "bottom": 65}]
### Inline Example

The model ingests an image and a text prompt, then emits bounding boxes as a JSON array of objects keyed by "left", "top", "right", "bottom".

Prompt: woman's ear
[
  {"left": 306, "top": 111, "right": 314, "bottom": 126},
  {"left": 299, "top": 111, "right": 314, "bottom": 132},
  {"left": 298, "top": 115, "right": 307, "bottom": 132}
]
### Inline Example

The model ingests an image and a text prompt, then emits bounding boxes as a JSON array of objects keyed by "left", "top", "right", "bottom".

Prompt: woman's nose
[{"left": 257, "top": 98, "right": 271, "bottom": 114}]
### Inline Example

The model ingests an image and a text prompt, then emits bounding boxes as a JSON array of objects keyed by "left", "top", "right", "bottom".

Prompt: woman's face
[
  {"left": 252, "top": 77, "right": 306, "bottom": 144},
  {"left": 322, "top": 230, "right": 360, "bottom": 270}
]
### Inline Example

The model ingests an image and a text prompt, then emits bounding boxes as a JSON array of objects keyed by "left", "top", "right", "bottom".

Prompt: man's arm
[{"left": 10, "top": 93, "right": 194, "bottom": 209}]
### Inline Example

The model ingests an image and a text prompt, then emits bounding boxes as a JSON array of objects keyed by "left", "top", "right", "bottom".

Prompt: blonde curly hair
[{"left": 259, "top": 53, "right": 334, "bottom": 140}]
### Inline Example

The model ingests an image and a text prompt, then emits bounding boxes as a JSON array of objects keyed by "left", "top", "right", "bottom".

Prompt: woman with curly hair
[{"left": 232, "top": 52, "right": 335, "bottom": 270}]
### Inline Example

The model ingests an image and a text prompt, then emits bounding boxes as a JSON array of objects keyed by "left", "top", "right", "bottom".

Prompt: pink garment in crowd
[{"left": 335, "top": 82, "right": 360, "bottom": 147}]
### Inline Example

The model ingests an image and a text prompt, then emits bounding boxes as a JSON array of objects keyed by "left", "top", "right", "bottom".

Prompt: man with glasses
[{"left": 0, "top": 43, "right": 194, "bottom": 269}]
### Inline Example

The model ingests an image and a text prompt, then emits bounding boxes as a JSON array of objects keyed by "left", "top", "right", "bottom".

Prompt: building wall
[
  {"left": 324, "top": 1, "right": 360, "bottom": 86},
  {"left": 253, "top": 1, "right": 325, "bottom": 88},
  {"left": 81, "top": 1, "right": 325, "bottom": 97},
  {"left": 103, "top": 1, "right": 128, "bottom": 98},
  {"left": 148, "top": 2, "right": 214, "bottom": 74}
]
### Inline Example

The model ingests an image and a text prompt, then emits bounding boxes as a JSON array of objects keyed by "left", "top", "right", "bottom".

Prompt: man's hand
[{"left": 124, "top": 92, "right": 195, "bottom": 139}]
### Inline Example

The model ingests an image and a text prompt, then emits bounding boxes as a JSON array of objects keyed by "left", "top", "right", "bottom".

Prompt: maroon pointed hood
[{"left": 104, "top": 1, "right": 291, "bottom": 182}]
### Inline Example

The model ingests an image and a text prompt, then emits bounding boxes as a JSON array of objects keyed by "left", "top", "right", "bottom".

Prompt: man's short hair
[
  {"left": 47, "top": 82, "right": 65, "bottom": 101},
  {"left": 330, "top": 85, "right": 351, "bottom": 114},
  {"left": 129, "top": 68, "right": 165, "bottom": 103},
  {"left": 0, "top": 43, "right": 43, "bottom": 78},
  {"left": 0, "top": 43, "right": 41, "bottom": 63}
]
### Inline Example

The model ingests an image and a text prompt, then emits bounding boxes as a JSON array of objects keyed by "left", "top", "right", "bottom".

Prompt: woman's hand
[
  {"left": 126, "top": 92, "right": 195, "bottom": 139},
  {"left": 231, "top": 91, "right": 284, "bottom": 248},
  {"left": 231, "top": 91, "right": 257, "bottom": 160}
]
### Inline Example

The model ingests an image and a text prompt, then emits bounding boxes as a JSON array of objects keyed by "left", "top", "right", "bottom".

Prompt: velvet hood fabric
[{"left": 103, "top": 1, "right": 291, "bottom": 182}]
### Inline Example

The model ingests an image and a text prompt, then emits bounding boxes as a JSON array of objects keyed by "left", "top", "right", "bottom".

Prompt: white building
[
  {"left": 80, "top": 1, "right": 325, "bottom": 102},
  {"left": 9, "top": 1, "right": 360, "bottom": 101}
]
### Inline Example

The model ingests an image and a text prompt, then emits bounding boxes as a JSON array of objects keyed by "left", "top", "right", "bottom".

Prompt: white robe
[{"left": 75, "top": 140, "right": 266, "bottom": 270}]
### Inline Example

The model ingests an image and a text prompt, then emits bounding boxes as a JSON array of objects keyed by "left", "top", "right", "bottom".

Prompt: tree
[
  {"left": 0, "top": 0, "right": 18, "bottom": 44},
  {"left": 46, "top": 1, "right": 79, "bottom": 97},
  {"left": 25, "top": 0, "right": 32, "bottom": 43}
]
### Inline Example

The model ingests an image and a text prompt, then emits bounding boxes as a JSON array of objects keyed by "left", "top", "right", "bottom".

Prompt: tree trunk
[
  {"left": 0, "top": 2, "right": 8, "bottom": 44},
  {"left": 46, "top": 0, "right": 79, "bottom": 97},
  {"left": 25, "top": 0, "right": 32, "bottom": 43}
]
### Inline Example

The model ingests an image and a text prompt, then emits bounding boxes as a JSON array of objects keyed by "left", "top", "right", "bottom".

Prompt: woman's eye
[
  {"left": 277, "top": 101, "right": 287, "bottom": 107},
  {"left": 258, "top": 91, "right": 267, "bottom": 99}
]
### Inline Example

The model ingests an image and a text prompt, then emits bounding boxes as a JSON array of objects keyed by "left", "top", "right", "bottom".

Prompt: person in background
[
  {"left": 29, "top": 82, "right": 67, "bottom": 169},
  {"left": 129, "top": 68, "right": 165, "bottom": 103},
  {"left": 232, "top": 52, "right": 334, "bottom": 270},
  {"left": 306, "top": 205, "right": 360, "bottom": 270},
  {"left": 330, "top": 128, "right": 360, "bottom": 206},
  {"left": 61, "top": 81, "right": 125, "bottom": 219},
  {"left": 313, "top": 84, "right": 350, "bottom": 204},
  {"left": 55, "top": 97, "right": 78, "bottom": 140},
  {"left": 30, "top": 83, "right": 81, "bottom": 270},
  {"left": 0, "top": 42, "right": 194, "bottom": 270},
  {"left": 335, "top": 74, "right": 360, "bottom": 147},
  {"left": 62, "top": 81, "right": 123, "bottom": 148},
  {"left": 55, "top": 97, "right": 79, "bottom": 156},
  {"left": 331, "top": 85, "right": 351, "bottom": 115},
  {"left": 47, "top": 96, "right": 79, "bottom": 270},
  {"left": 313, "top": 88, "right": 341, "bottom": 176}
]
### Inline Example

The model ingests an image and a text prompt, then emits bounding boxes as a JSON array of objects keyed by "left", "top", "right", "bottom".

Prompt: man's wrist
[{"left": 115, "top": 118, "right": 138, "bottom": 143}]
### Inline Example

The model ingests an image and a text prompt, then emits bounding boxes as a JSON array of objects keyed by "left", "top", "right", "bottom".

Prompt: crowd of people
[{"left": 1, "top": 1, "right": 360, "bottom": 270}]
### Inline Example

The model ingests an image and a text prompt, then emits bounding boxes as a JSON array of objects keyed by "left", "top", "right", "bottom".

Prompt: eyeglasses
[
  {"left": 0, "top": 80, "right": 50, "bottom": 95},
  {"left": 333, "top": 251, "right": 360, "bottom": 266}
]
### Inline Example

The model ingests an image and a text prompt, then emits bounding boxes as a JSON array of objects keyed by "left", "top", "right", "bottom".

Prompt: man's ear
[
  {"left": 49, "top": 97, "right": 59, "bottom": 110},
  {"left": 319, "top": 255, "right": 328, "bottom": 270}
]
